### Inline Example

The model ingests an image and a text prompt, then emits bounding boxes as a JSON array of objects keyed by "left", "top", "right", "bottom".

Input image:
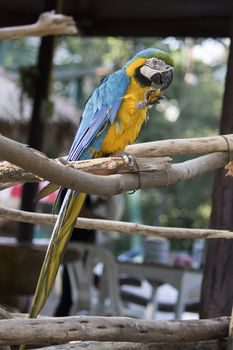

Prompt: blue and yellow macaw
[{"left": 29, "top": 48, "right": 173, "bottom": 319}]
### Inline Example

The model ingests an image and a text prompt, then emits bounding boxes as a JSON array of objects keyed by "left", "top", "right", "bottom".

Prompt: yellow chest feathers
[{"left": 101, "top": 79, "right": 148, "bottom": 155}]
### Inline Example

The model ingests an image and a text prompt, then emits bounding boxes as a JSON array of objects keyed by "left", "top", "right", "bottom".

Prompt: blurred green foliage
[{"left": 1, "top": 36, "right": 228, "bottom": 252}]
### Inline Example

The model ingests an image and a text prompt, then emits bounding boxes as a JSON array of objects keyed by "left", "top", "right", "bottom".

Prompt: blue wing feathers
[{"left": 68, "top": 69, "right": 130, "bottom": 161}]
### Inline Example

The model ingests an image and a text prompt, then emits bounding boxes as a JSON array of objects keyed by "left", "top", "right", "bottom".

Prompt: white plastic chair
[{"left": 66, "top": 243, "right": 126, "bottom": 316}]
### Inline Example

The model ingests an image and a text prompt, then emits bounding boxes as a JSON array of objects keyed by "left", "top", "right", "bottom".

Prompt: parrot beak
[
  {"left": 151, "top": 67, "right": 173, "bottom": 90},
  {"left": 140, "top": 58, "right": 173, "bottom": 90}
]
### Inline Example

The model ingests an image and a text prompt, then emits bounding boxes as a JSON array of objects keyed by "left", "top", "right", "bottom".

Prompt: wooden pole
[
  {"left": 200, "top": 26, "right": 233, "bottom": 324},
  {"left": 18, "top": 0, "right": 59, "bottom": 242}
]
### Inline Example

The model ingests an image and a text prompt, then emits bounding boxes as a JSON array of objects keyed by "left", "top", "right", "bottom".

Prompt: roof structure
[
  {"left": 0, "top": 68, "right": 80, "bottom": 127},
  {"left": 0, "top": 69, "right": 80, "bottom": 154},
  {"left": 0, "top": 0, "right": 232, "bottom": 38}
]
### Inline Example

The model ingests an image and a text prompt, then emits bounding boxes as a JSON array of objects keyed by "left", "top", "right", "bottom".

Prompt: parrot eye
[{"left": 146, "top": 58, "right": 158, "bottom": 67}]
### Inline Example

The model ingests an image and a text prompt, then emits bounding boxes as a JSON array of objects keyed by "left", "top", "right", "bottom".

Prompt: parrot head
[{"left": 124, "top": 48, "right": 174, "bottom": 90}]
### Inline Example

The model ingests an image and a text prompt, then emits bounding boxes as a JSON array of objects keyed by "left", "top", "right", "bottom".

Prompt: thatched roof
[{"left": 0, "top": 68, "right": 81, "bottom": 127}]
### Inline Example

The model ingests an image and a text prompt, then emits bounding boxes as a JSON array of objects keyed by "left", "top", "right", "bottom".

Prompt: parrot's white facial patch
[
  {"left": 140, "top": 58, "right": 173, "bottom": 90},
  {"left": 140, "top": 65, "right": 158, "bottom": 81}
]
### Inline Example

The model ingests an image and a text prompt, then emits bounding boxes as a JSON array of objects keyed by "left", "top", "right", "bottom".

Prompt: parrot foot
[
  {"left": 115, "top": 152, "right": 135, "bottom": 170},
  {"left": 136, "top": 88, "right": 165, "bottom": 109},
  {"left": 115, "top": 152, "right": 141, "bottom": 194}
]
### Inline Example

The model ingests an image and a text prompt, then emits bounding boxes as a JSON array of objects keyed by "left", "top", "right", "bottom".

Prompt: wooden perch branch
[
  {"left": 0, "top": 134, "right": 229, "bottom": 196},
  {"left": 126, "top": 134, "right": 233, "bottom": 157},
  {"left": 1, "top": 206, "right": 233, "bottom": 239},
  {"left": 0, "top": 156, "right": 171, "bottom": 190},
  {"left": 0, "top": 316, "right": 229, "bottom": 345},
  {"left": 33, "top": 339, "right": 227, "bottom": 350},
  {"left": 0, "top": 161, "right": 42, "bottom": 190},
  {"left": 0, "top": 11, "right": 77, "bottom": 40}
]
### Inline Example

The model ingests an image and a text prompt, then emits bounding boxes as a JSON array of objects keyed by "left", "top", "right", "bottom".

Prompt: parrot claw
[
  {"left": 115, "top": 152, "right": 135, "bottom": 170},
  {"left": 115, "top": 152, "right": 141, "bottom": 194}
]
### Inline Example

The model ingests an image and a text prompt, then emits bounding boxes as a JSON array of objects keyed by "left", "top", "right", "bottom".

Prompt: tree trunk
[{"left": 200, "top": 32, "right": 233, "bottom": 317}]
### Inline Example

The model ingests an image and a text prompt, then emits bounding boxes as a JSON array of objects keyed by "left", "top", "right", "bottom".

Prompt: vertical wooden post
[
  {"left": 18, "top": 0, "right": 58, "bottom": 242},
  {"left": 200, "top": 31, "right": 233, "bottom": 318}
]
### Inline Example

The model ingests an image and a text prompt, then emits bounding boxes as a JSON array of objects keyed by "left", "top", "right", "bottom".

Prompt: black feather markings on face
[{"left": 134, "top": 66, "right": 151, "bottom": 87}]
